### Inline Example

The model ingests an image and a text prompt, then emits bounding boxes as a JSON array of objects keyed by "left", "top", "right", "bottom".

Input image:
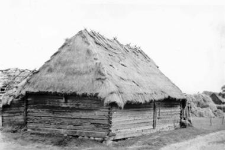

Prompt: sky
[{"left": 0, "top": 0, "right": 225, "bottom": 94}]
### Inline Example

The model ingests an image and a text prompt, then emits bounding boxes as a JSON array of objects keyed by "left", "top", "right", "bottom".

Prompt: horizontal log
[
  {"left": 3, "top": 119, "right": 24, "bottom": 123},
  {"left": 113, "top": 111, "right": 153, "bottom": 117},
  {"left": 7, "top": 100, "right": 24, "bottom": 104},
  {"left": 158, "top": 105, "right": 180, "bottom": 108},
  {"left": 2, "top": 121, "right": 24, "bottom": 127},
  {"left": 27, "top": 107, "right": 109, "bottom": 118},
  {"left": 27, "top": 107, "right": 109, "bottom": 113},
  {"left": 113, "top": 128, "right": 156, "bottom": 140},
  {"left": 28, "top": 102, "right": 102, "bottom": 109},
  {"left": 114, "top": 125, "right": 153, "bottom": 133},
  {"left": 27, "top": 108, "right": 108, "bottom": 117},
  {"left": 27, "top": 104, "right": 109, "bottom": 111},
  {"left": 111, "top": 121, "right": 153, "bottom": 131},
  {"left": 113, "top": 125, "right": 155, "bottom": 139},
  {"left": 27, "top": 121, "right": 109, "bottom": 129},
  {"left": 3, "top": 110, "right": 24, "bottom": 114},
  {"left": 3, "top": 107, "right": 24, "bottom": 113},
  {"left": 3, "top": 103, "right": 24, "bottom": 108},
  {"left": 27, "top": 116, "right": 109, "bottom": 125},
  {"left": 157, "top": 118, "right": 180, "bottom": 124},
  {"left": 113, "top": 107, "right": 153, "bottom": 112},
  {"left": 27, "top": 123, "right": 109, "bottom": 132},
  {"left": 158, "top": 112, "right": 180, "bottom": 117},
  {"left": 112, "top": 118, "right": 153, "bottom": 126},
  {"left": 112, "top": 112, "right": 153, "bottom": 121},
  {"left": 158, "top": 106, "right": 180, "bottom": 110},
  {"left": 3, "top": 116, "right": 24, "bottom": 125},
  {"left": 113, "top": 109, "right": 153, "bottom": 115},
  {"left": 28, "top": 127, "right": 108, "bottom": 138},
  {"left": 112, "top": 115, "right": 153, "bottom": 122},
  {"left": 2, "top": 112, "right": 23, "bottom": 117},
  {"left": 27, "top": 112, "right": 108, "bottom": 120},
  {"left": 3, "top": 115, "right": 24, "bottom": 119},
  {"left": 159, "top": 106, "right": 180, "bottom": 109},
  {"left": 28, "top": 99, "right": 104, "bottom": 107},
  {"left": 159, "top": 109, "right": 180, "bottom": 113}
]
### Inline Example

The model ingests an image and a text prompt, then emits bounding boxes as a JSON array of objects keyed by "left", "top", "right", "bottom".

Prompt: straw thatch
[
  {"left": 1, "top": 69, "right": 34, "bottom": 105},
  {"left": 22, "top": 29, "right": 184, "bottom": 107},
  {"left": 0, "top": 68, "right": 30, "bottom": 91}
]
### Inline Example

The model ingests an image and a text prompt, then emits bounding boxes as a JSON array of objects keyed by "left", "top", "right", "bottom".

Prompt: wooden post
[
  {"left": 158, "top": 102, "right": 161, "bottom": 119},
  {"left": 180, "top": 101, "right": 182, "bottom": 126},
  {"left": 23, "top": 94, "right": 28, "bottom": 129},
  {"left": 1, "top": 105, "right": 3, "bottom": 127},
  {"left": 108, "top": 106, "right": 112, "bottom": 135},
  {"left": 105, "top": 105, "right": 114, "bottom": 145},
  {"left": 63, "top": 95, "right": 67, "bottom": 103},
  {"left": 153, "top": 101, "right": 157, "bottom": 129}
]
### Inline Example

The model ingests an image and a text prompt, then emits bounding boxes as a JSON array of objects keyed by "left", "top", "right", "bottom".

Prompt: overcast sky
[{"left": 0, "top": 0, "right": 225, "bottom": 94}]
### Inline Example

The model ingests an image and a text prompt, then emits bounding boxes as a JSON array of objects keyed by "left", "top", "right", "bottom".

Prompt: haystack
[{"left": 186, "top": 94, "right": 224, "bottom": 117}]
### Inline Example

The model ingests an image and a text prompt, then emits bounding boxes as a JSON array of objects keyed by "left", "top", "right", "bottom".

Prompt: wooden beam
[
  {"left": 1, "top": 105, "right": 4, "bottom": 127},
  {"left": 158, "top": 102, "right": 161, "bottom": 119},
  {"left": 153, "top": 101, "right": 157, "bottom": 129},
  {"left": 63, "top": 95, "right": 67, "bottom": 103},
  {"left": 24, "top": 95, "right": 28, "bottom": 129}
]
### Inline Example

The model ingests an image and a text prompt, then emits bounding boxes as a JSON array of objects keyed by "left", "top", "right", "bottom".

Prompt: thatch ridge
[{"left": 22, "top": 29, "right": 184, "bottom": 107}]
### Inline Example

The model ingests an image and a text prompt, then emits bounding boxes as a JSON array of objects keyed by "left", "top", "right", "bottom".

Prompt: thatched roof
[
  {"left": 211, "top": 93, "right": 225, "bottom": 104},
  {"left": 0, "top": 68, "right": 33, "bottom": 105},
  {"left": 202, "top": 91, "right": 225, "bottom": 104},
  {"left": 202, "top": 91, "right": 214, "bottom": 96},
  {"left": 0, "top": 68, "right": 32, "bottom": 90},
  {"left": 22, "top": 29, "right": 184, "bottom": 107}
]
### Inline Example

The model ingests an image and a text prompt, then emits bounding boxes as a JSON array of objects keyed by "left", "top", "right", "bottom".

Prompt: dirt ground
[
  {"left": 0, "top": 117, "right": 225, "bottom": 150},
  {"left": 160, "top": 130, "right": 225, "bottom": 150}
]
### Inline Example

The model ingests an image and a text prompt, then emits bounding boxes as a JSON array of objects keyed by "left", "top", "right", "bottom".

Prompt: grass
[{"left": 1, "top": 117, "right": 225, "bottom": 150}]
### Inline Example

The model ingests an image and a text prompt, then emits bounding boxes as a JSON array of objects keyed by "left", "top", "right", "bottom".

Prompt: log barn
[
  {"left": 2, "top": 30, "right": 185, "bottom": 140},
  {"left": 0, "top": 69, "right": 33, "bottom": 127},
  {"left": 210, "top": 93, "right": 225, "bottom": 105}
]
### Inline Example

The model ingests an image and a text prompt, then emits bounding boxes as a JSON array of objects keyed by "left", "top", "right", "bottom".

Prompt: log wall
[
  {"left": 2, "top": 93, "right": 182, "bottom": 140},
  {"left": 110, "top": 100, "right": 181, "bottom": 140},
  {"left": 156, "top": 101, "right": 181, "bottom": 130},
  {"left": 111, "top": 103, "right": 154, "bottom": 140},
  {"left": 26, "top": 94, "right": 110, "bottom": 138},
  {"left": 2, "top": 99, "right": 25, "bottom": 128}
]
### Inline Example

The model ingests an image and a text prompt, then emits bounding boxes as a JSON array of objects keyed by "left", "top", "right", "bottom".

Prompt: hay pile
[{"left": 186, "top": 94, "right": 224, "bottom": 117}]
